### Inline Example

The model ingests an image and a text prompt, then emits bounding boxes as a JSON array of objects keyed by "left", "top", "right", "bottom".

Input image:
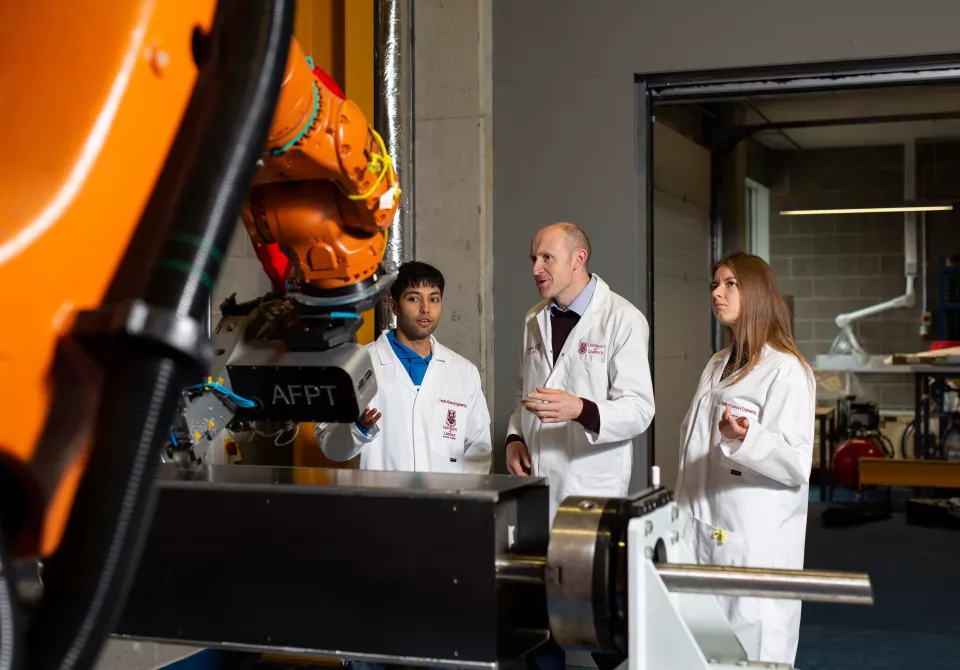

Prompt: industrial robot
[{"left": 0, "top": 2, "right": 872, "bottom": 669}]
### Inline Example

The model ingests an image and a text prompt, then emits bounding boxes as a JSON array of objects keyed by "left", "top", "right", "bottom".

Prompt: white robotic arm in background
[{"left": 830, "top": 142, "right": 920, "bottom": 363}]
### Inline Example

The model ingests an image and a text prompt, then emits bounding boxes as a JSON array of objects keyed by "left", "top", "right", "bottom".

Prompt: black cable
[
  {"left": 26, "top": 354, "right": 188, "bottom": 670},
  {"left": 876, "top": 432, "right": 896, "bottom": 459},
  {"left": 0, "top": 517, "right": 22, "bottom": 670},
  {"left": 901, "top": 421, "right": 915, "bottom": 459}
]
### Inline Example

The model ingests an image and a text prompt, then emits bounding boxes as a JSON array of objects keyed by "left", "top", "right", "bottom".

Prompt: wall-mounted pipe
[{"left": 374, "top": 0, "right": 414, "bottom": 336}]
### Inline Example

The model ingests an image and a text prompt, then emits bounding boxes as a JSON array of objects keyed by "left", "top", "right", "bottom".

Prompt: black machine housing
[
  {"left": 115, "top": 466, "right": 551, "bottom": 669},
  {"left": 208, "top": 294, "right": 379, "bottom": 425}
]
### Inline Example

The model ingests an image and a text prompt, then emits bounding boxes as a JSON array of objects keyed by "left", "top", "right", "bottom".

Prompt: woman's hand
[{"left": 719, "top": 406, "right": 749, "bottom": 441}]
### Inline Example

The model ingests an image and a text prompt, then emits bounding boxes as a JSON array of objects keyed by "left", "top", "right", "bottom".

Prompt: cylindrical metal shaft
[
  {"left": 655, "top": 563, "right": 874, "bottom": 605},
  {"left": 496, "top": 555, "right": 546, "bottom": 584},
  {"left": 497, "top": 556, "right": 873, "bottom": 605}
]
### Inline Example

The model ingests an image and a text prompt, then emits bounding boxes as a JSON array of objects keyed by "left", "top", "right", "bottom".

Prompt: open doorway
[
  {"left": 640, "top": 60, "right": 960, "bottom": 670},
  {"left": 643, "top": 68, "right": 960, "bottom": 485}
]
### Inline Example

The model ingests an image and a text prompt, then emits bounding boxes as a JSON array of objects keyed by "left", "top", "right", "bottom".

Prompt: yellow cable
[{"left": 331, "top": 129, "right": 401, "bottom": 203}]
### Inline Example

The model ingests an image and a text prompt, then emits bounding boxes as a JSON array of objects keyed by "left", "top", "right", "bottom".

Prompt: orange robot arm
[{"left": 243, "top": 39, "right": 400, "bottom": 294}]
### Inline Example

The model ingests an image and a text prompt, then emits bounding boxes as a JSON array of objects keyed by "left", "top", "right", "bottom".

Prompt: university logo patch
[
  {"left": 446, "top": 409, "right": 457, "bottom": 428},
  {"left": 580, "top": 342, "right": 607, "bottom": 356}
]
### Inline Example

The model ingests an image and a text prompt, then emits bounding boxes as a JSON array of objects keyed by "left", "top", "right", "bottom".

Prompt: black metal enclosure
[{"left": 115, "top": 466, "right": 550, "bottom": 669}]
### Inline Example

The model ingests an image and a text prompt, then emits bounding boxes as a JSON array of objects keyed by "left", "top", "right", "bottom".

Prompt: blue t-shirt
[
  {"left": 387, "top": 330, "right": 433, "bottom": 388},
  {"left": 356, "top": 331, "right": 432, "bottom": 435}
]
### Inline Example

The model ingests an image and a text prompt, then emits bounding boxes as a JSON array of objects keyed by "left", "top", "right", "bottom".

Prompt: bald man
[{"left": 506, "top": 223, "right": 655, "bottom": 669}]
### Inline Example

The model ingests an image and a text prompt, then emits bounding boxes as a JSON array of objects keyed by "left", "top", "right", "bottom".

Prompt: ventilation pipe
[
  {"left": 374, "top": 0, "right": 414, "bottom": 336},
  {"left": 831, "top": 142, "right": 918, "bottom": 362}
]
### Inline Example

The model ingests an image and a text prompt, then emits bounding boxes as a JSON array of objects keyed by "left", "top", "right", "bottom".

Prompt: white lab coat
[
  {"left": 316, "top": 331, "right": 492, "bottom": 474},
  {"left": 675, "top": 344, "right": 815, "bottom": 666},
  {"left": 506, "top": 275, "right": 655, "bottom": 521}
]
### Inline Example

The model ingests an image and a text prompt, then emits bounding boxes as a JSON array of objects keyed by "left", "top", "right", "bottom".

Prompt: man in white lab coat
[
  {"left": 317, "top": 261, "right": 492, "bottom": 475},
  {"left": 505, "top": 223, "right": 655, "bottom": 670}
]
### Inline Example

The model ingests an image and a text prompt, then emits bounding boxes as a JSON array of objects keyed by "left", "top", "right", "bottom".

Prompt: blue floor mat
[{"left": 797, "top": 501, "right": 960, "bottom": 669}]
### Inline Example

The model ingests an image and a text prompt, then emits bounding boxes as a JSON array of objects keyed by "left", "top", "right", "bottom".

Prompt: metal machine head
[
  {"left": 223, "top": 340, "right": 377, "bottom": 423},
  {"left": 207, "top": 296, "right": 379, "bottom": 424}
]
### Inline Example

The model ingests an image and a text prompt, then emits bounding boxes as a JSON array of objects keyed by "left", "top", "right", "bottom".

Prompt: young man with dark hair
[{"left": 317, "top": 261, "right": 492, "bottom": 474}]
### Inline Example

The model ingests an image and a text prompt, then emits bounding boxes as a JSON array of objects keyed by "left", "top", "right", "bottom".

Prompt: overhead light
[{"left": 780, "top": 203, "right": 953, "bottom": 216}]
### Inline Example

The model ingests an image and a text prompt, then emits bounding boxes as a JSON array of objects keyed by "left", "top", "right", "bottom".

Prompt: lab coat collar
[
  {"left": 374, "top": 331, "right": 447, "bottom": 366},
  {"left": 709, "top": 348, "right": 731, "bottom": 388},
  {"left": 709, "top": 342, "right": 777, "bottom": 389},
  {"left": 375, "top": 330, "right": 446, "bottom": 393},
  {"left": 534, "top": 276, "right": 611, "bottom": 369}
]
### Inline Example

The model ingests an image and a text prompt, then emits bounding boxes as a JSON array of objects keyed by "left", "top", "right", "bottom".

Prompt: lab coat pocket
[
  {"left": 688, "top": 517, "right": 747, "bottom": 569},
  {"left": 429, "top": 443, "right": 462, "bottom": 473}
]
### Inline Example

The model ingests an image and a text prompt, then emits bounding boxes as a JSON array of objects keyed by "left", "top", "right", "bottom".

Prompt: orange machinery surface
[
  {"left": 0, "top": 0, "right": 219, "bottom": 558},
  {"left": 0, "top": 1, "right": 395, "bottom": 560},
  {"left": 243, "top": 37, "right": 397, "bottom": 292}
]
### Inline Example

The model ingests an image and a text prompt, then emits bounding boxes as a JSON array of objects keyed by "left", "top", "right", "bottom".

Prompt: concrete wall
[
  {"left": 494, "top": 0, "right": 960, "bottom": 80},
  {"left": 413, "top": 0, "right": 495, "bottom": 399},
  {"left": 652, "top": 123, "right": 712, "bottom": 489},
  {"left": 493, "top": 0, "right": 960, "bottom": 476},
  {"left": 492, "top": 73, "right": 640, "bottom": 473}
]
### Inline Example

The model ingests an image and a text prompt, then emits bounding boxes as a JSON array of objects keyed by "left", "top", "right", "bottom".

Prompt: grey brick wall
[{"left": 768, "top": 146, "right": 921, "bottom": 409}]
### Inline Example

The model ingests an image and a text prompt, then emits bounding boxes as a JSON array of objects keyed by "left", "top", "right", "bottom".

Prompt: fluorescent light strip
[{"left": 780, "top": 205, "right": 953, "bottom": 216}]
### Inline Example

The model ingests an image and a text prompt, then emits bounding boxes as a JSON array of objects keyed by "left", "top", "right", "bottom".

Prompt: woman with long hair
[{"left": 675, "top": 252, "right": 816, "bottom": 666}]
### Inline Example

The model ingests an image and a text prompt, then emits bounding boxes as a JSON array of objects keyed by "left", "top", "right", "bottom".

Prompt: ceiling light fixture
[{"left": 780, "top": 203, "right": 953, "bottom": 216}]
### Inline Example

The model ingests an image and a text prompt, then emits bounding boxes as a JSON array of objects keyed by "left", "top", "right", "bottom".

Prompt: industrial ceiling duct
[{"left": 374, "top": 0, "right": 414, "bottom": 336}]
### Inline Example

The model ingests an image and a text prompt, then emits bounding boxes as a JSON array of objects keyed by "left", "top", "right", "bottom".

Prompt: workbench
[{"left": 814, "top": 361, "right": 960, "bottom": 492}]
